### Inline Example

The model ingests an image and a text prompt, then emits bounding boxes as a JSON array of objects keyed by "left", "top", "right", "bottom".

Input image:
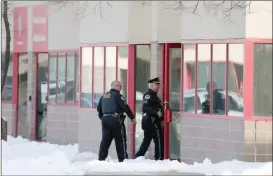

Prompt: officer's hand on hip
[{"left": 157, "top": 111, "right": 162, "bottom": 117}]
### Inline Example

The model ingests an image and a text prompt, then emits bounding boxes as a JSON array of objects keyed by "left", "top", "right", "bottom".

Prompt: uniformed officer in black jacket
[
  {"left": 97, "top": 81, "right": 136, "bottom": 162},
  {"left": 202, "top": 81, "right": 225, "bottom": 114},
  {"left": 135, "top": 77, "right": 164, "bottom": 160}
]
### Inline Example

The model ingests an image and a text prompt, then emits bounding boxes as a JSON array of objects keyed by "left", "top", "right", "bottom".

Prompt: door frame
[{"left": 162, "top": 43, "right": 182, "bottom": 160}]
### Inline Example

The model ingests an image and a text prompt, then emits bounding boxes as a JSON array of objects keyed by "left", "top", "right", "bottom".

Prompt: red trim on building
[
  {"left": 244, "top": 40, "right": 253, "bottom": 120},
  {"left": 13, "top": 7, "right": 28, "bottom": 53},
  {"left": 12, "top": 53, "right": 19, "bottom": 137},
  {"left": 32, "top": 5, "right": 48, "bottom": 52},
  {"left": 128, "top": 44, "right": 136, "bottom": 158}
]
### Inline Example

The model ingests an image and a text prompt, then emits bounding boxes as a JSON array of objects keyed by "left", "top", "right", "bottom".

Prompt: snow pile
[{"left": 2, "top": 136, "right": 272, "bottom": 175}]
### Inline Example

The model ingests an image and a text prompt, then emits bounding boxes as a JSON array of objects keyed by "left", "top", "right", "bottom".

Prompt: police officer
[
  {"left": 202, "top": 81, "right": 225, "bottom": 114},
  {"left": 97, "top": 81, "right": 136, "bottom": 162},
  {"left": 135, "top": 77, "right": 164, "bottom": 160}
]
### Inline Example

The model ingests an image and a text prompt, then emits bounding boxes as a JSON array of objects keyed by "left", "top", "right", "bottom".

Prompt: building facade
[{"left": 1, "top": 1, "right": 272, "bottom": 163}]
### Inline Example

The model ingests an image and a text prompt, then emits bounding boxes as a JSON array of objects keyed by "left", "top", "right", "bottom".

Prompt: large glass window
[
  {"left": 48, "top": 52, "right": 78, "bottom": 104},
  {"left": 81, "top": 47, "right": 93, "bottom": 108},
  {"left": 211, "top": 44, "right": 226, "bottom": 115},
  {"left": 1, "top": 53, "right": 13, "bottom": 101},
  {"left": 182, "top": 43, "right": 244, "bottom": 117},
  {"left": 183, "top": 45, "right": 196, "bottom": 113},
  {"left": 197, "top": 44, "right": 210, "bottom": 114},
  {"left": 228, "top": 44, "right": 244, "bottom": 116},
  {"left": 169, "top": 48, "right": 181, "bottom": 111},
  {"left": 134, "top": 45, "right": 151, "bottom": 157},
  {"left": 80, "top": 46, "right": 129, "bottom": 109},
  {"left": 253, "top": 44, "right": 272, "bottom": 117}
]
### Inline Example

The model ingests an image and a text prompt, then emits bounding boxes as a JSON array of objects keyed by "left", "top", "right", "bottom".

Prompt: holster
[{"left": 141, "top": 114, "right": 153, "bottom": 130}]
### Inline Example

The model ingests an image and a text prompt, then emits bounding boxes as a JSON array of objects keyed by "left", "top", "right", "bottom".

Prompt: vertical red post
[
  {"left": 128, "top": 44, "right": 135, "bottom": 158},
  {"left": 12, "top": 53, "right": 19, "bottom": 137},
  {"left": 244, "top": 40, "right": 254, "bottom": 120},
  {"left": 163, "top": 44, "right": 170, "bottom": 159}
]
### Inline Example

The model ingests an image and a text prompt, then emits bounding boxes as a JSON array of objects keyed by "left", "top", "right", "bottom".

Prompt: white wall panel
[
  {"left": 246, "top": 1, "right": 272, "bottom": 38},
  {"left": 80, "top": 1, "right": 129, "bottom": 44},
  {"left": 180, "top": 1, "right": 246, "bottom": 40}
]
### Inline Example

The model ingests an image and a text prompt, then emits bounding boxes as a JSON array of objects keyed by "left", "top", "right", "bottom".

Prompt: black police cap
[{"left": 148, "top": 77, "right": 160, "bottom": 84}]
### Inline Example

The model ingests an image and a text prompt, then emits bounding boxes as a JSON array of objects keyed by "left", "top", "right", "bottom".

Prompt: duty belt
[{"left": 103, "top": 113, "right": 120, "bottom": 118}]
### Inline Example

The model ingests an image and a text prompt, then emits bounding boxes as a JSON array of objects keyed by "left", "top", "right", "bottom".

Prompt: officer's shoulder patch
[
  {"left": 121, "top": 96, "right": 125, "bottom": 100},
  {"left": 220, "top": 94, "right": 225, "bottom": 99},
  {"left": 144, "top": 94, "right": 150, "bottom": 100},
  {"left": 104, "top": 93, "right": 111, "bottom": 98}
]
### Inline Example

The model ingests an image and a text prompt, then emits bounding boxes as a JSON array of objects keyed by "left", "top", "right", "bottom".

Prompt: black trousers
[
  {"left": 98, "top": 115, "right": 127, "bottom": 162},
  {"left": 135, "top": 120, "right": 164, "bottom": 160}
]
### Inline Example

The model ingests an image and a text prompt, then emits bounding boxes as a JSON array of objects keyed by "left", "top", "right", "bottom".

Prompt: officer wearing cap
[
  {"left": 97, "top": 80, "right": 136, "bottom": 162},
  {"left": 134, "top": 77, "right": 164, "bottom": 160}
]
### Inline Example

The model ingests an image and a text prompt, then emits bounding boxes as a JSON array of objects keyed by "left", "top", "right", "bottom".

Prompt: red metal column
[
  {"left": 128, "top": 44, "right": 136, "bottom": 159},
  {"left": 163, "top": 44, "right": 170, "bottom": 159},
  {"left": 12, "top": 53, "right": 19, "bottom": 137}
]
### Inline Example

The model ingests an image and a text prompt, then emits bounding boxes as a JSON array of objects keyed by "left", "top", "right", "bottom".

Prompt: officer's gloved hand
[
  {"left": 157, "top": 111, "right": 162, "bottom": 117},
  {"left": 131, "top": 118, "right": 137, "bottom": 124}
]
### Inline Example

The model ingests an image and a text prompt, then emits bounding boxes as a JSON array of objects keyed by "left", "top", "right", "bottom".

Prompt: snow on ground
[{"left": 2, "top": 136, "right": 272, "bottom": 175}]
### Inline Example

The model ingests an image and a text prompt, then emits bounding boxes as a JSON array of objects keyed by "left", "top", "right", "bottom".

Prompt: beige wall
[
  {"left": 1, "top": 1, "right": 272, "bottom": 52},
  {"left": 245, "top": 1, "right": 272, "bottom": 38}
]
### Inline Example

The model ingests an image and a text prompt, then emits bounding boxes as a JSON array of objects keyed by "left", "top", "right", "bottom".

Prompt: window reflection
[
  {"left": 169, "top": 48, "right": 181, "bottom": 111},
  {"left": 197, "top": 44, "right": 210, "bottom": 114},
  {"left": 135, "top": 45, "right": 151, "bottom": 157},
  {"left": 66, "top": 54, "right": 75, "bottom": 102},
  {"left": 253, "top": 44, "right": 272, "bottom": 117},
  {"left": 211, "top": 44, "right": 226, "bottom": 115},
  {"left": 94, "top": 47, "right": 104, "bottom": 108},
  {"left": 118, "top": 46, "right": 128, "bottom": 100},
  {"left": 57, "top": 54, "right": 66, "bottom": 103},
  {"left": 48, "top": 55, "right": 57, "bottom": 102},
  {"left": 183, "top": 44, "right": 196, "bottom": 113},
  {"left": 228, "top": 44, "right": 244, "bottom": 116},
  {"left": 1, "top": 53, "right": 13, "bottom": 101},
  {"left": 105, "top": 47, "right": 116, "bottom": 91},
  {"left": 81, "top": 47, "right": 93, "bottom": 108},
  {"left": 75, "top": 53, "right": 79, "bottom": 102}
]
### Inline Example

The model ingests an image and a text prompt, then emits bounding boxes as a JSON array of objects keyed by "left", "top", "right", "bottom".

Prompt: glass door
[
  {"left": 35, "top": 53, "right": 49, "bottom": 140},
  {"left": 163, "top": 43, "right": 182, "bottom": 160}
]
